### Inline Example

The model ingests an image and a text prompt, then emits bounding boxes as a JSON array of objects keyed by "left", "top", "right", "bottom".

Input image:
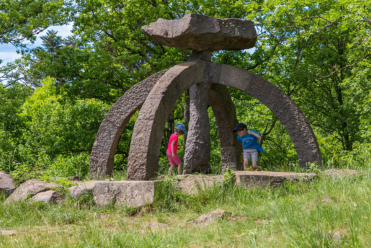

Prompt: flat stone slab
[
  {"left": 142, "top": 13, "right": 257, "bottom": 51},
  {"left": 92, "top": 181, "right": 154, "bottom": 208},
  {"left": 235, "top": 171, "right": 317, "bottom": 188},
  {"left": 0, "top": 172, "right": 16, "bottom": 196}
]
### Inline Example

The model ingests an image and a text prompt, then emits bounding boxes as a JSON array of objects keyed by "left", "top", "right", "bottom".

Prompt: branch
[{"left": 319, "top": 54, "right": 371, "bottom": 78}]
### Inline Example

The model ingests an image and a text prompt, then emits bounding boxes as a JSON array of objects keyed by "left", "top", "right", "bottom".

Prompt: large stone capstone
[{"left": 142, "top": 13, "right": 257, "bottom": 51}]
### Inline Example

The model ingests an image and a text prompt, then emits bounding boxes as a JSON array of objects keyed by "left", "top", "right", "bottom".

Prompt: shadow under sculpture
[{"left": 89, "top": 13, "right": 322, "bottom": 180}]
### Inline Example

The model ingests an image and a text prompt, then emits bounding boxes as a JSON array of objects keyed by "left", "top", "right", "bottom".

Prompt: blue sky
[{"left": 0, "top": 23, "right": 73, "bottom": 65}]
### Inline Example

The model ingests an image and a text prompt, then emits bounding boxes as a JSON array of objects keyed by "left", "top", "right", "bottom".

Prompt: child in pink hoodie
[{"left": 167, "top": 123, "right": 187, "bottom": 175}]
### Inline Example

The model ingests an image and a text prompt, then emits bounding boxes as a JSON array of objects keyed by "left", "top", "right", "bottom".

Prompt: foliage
[
  {"left": 1, "top": 0, "right": 371, "bottom": 176},
  {"left": 0, "top": 0, "right": 73, "bottom": 46}
]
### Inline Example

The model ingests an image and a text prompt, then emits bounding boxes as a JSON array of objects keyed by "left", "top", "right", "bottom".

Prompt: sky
[{"left": 0, "top": 23, "right": 74, "bottom": 65}]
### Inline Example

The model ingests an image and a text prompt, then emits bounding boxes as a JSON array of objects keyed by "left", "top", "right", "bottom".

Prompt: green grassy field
[{"left": 1, "top": 170, "right": 371, "bottom": 247}]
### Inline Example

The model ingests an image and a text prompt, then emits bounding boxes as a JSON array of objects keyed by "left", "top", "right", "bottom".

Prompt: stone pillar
[
  {"left": 183, "top": 81, "right": 212, "bottom": 174},
  {"left": 183, "top": 51, "right": 212, "bottom": 174},
  {"left": 208, "top": 83, "right": 243, "bottom": 172}
]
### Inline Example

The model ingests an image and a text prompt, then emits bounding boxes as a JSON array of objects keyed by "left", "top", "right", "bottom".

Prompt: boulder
[
  {"left": 92, "top": 181, "right": 154, "bottom": 208},
  {"left": 0, "top": 172, "right": 16, "bottom": 196},
  {"left": 142, "top": 13, "right": 257, "bottom": 51},
  {"left": 177, "top": 175, "right": 224, "bottom": 195},
  {"left": 69, "top": 181, "right": 105, "bottom": 198},
  {"left": 189, "top": 209, "right": 232, "bottom": 225},
  {"left": 29, "top": 190, "right": 65, "bottom": 204},
  {"left": 235, "top": 171, "right": 317, "bottom": 188},
  {"left": 5, "top": 179, "right": 62, "bottom": 203}
]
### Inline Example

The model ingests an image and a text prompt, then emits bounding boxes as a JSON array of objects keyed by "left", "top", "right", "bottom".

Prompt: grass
[{"left": 1, "top": 169, "right": 371, "bottom": 247}]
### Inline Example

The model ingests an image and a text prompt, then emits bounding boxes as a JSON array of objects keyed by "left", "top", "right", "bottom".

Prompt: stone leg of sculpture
[
  {"left": 208, "top": 83, "right": 243, "bottom": 173},
  {"left": 127, "top": 61, "right": 205, "bottom": 180},
  {"left": 183, "top": 81, "right": 212, "bottom": 174},
  {"left": 89, "top": 70, "right": 168, "bottom": 179}
]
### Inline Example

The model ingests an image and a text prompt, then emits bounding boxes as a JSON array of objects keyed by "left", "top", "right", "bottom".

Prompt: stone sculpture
[{"left": 90, "top": 13, "right": 322, "bottom": 180}]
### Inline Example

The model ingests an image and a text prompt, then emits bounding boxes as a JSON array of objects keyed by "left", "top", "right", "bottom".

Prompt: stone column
[
  {"left": 183, "top": 81, "right": 212, "bottom": 174},
  {"left": 183, "top": 51, "right": 212, "bottom": 174},
  {"left": 208, "top": 83, "right": 243, "bottom": 172}
]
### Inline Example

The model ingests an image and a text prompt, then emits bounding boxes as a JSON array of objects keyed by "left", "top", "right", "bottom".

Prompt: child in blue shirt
[{"left": 233, "top": 123, "right": 264, "bottom": 171}]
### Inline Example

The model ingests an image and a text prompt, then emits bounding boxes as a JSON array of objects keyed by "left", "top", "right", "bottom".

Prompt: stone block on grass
[{"left": 92, "top": 181, "right": 155, "bottom": 208}]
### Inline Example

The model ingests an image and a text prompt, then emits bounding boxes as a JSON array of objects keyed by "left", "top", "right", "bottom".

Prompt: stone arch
[
  {"left": 89, "top": 70, "right": 168, "bottom": 179},
  {"left": 206, "top": 62, "right": 322, "bottom": 168},
  {"left": 127, "top": 61, "right": 322, "bottom": 180}
]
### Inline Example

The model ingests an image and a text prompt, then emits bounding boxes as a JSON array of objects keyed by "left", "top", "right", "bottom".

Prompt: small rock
[
  {"left": 1, "top": 230, "right": 17, "bottom": 236},
  {"left": 69, "top": 181, "right": 104, "bottom": 198},
  {"left": 254, "top": 219, "right": 263, "bottom": 224},
  {"left": 328, "top": 231, "right": 342, "bottom": 240},
  {"left": 68, "top": 176, "right": 82, "bottom": 181},
  {"left": 321, "top": 196, "right": 334, "bottom": 204},
  {"left": 146, "top": 222, "right": 169, "bottom": 228},
  {"left": 29, "top": 190, "right": 65, "bottom": 204},
  {"left": 0, "top": 172, "right": 16, "bottom": 196},
  {"left": 189, "top": 209, "right": 232, "bottom": 225},
  {"left": 5, "top": 179, "right": 62, "bottom": 204}
]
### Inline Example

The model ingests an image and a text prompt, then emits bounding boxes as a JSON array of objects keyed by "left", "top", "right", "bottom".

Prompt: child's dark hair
[{"left": 175, "top": 129, "right": 185, "bottom": 135}]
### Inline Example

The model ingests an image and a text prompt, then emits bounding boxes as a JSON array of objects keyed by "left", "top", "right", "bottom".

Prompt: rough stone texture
[
  {"left": 188, "top": 209, "right": 232, "bottom": 225},
  {"left": 183, "top": 81, "right": 212, "bottom": 174},
  {"left": 208, "top": 83, "right": 243, "bottom": 172},
  {"left": 69, "top": 181, "right": 105, "bottom": 198},
  {"left": 0, "top": 172, "right": 16, "bottom": 196},
  {"left": 142, "top": 13, "right": 257, "bottom": 51},
  {"left": 5, "top": 179, "right": 63, "bottom": 203},
  {"left": 127, "top": 61, "right": 205, "bottom": 180},
  {"left": 29, "top": 190, "right": 65, "bottom": 204},
  {"left": 89, "top": 70, "right": 168, "bottom": 179},
  {"left": 235, "top": 171, "right": 317, "bottom": 188},
  {"left": 92, "top": 181, "right": 155, "bottom": 208},
  {"left": 206, "top": 62, "right": 323, "bottom": 167},
  {"left": 177, "top": 175, "right": 224, "bottom": 195}
]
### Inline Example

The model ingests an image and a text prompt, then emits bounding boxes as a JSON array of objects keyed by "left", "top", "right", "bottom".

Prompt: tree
[{"left": 0, "top": 0, "right": 73, "bottom": 46}]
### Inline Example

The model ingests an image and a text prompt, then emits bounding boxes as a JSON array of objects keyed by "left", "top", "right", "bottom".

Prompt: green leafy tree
[{"left": 0, "top": 0, "right": 73, "bottom": 46}]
